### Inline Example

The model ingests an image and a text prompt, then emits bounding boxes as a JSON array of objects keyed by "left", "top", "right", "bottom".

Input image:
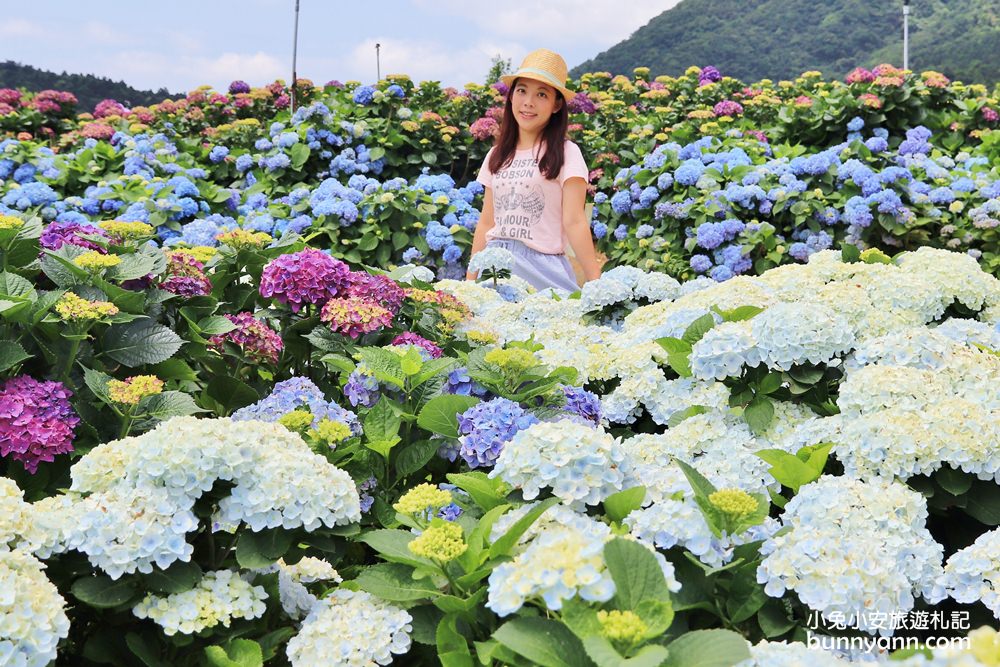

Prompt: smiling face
[{"left": 510, "top": 77, "right": 563, "bottom": 136}]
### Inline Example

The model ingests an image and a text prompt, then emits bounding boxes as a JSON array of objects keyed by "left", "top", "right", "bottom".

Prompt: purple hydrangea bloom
[
  {"left": 690, "top": 254, "right": 712, "bottom": 273},
  {"left": 344, "top": 369, "right": 380, "bottom": 408},
  {"left": 40, "top": 221, "right": 108, "bottom": 252},
  {"left": 345, "top": 272, "right": 406, "bottom": 314},
  {"left": 358, "top": 476, "right": 376, "bottom": 513},
  {"left": 259, "top": 248, "right": 352, "bottom": 312},
  {"left": 456, "top": 398, "right": 538, "bottom": 468},
  {"left": 560, "top": 385, "right": 601, "bottom": 426},
  {"left": 698, "top": 66, "right": 722, "bottom": 86},
  {"left": 437, "top": 503, "right": 463, "bottom": 521},
  {"left": 391, "top": 332, "right": 442, "bottom": 359},
  {"left": 229, "top": 80, "right": 251, "bottom": 94},
  {"left": 232, "top": 376, "right": 361, "bottom": 435},
  {"left": 0, "top": 375, "right": 79, "bottom": 473}
]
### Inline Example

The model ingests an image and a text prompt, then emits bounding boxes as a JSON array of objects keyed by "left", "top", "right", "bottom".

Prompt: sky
[{"left": 3, "top": 0, "right": 682, "bottom": 95}]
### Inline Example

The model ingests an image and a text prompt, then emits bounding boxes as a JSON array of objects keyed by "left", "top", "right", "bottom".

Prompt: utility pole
[
  {"left": 291, "top": 0, "right": 301, "bottom": 112},
  {"left": 903, "top": 0, "right": 910, "bottom": 70},
  {"left": 376, "top": 43, "right": 381, "bottom": 81}
]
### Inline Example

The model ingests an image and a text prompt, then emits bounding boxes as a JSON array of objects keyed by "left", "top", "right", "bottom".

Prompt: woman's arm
[
  {"left": 561, "top": 178, "right": 601, "bottom": 282},
  {"left": 465, "top": 186, "right": 496, "bottom": 280}
]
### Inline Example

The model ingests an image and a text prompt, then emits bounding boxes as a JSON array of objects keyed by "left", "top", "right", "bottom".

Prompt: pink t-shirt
[{"left": 476, "top": 140, "right": 589, "bottom": 255}]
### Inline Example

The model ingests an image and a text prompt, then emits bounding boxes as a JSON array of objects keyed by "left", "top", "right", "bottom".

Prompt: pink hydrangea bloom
[
  {"left": 345, "top": 272, "right": 406, "bottom": 314},
  {"left": 94, "top": 99, "right": 128, "bottom": 118},
  {"left": 470, "top": 117, "right": 499, "bottom": 141},
  {"left": 0, "top": 376, "right": 79, "bottom": 473},
  {"left": 846, "top": 67, "right": 876, "bottom": 84},
  {"left": 712, "top": 100, "right": 744, "bottom": 117},
  {"left": 320, "top": 297, "right": 393, "bottom": 339},
  {"left": 209, "top": 312, "right": 284, "bottom": 364},
  {"left": 260, "top": 248, "right": 352, "bottom": 313},
  {"left": 161, "top": 254, "right": 212, "bottom": 297},
  {"left": 391, "top": 332, "right": 442, "bottom": 358}
]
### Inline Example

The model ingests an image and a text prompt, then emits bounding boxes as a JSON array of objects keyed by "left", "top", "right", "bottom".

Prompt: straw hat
[{"left": 500, "top": 49, "right": 576, "bottom": 101}]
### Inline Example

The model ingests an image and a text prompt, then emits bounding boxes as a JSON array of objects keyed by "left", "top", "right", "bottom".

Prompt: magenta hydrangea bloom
[
  {"left": 40, "top": 221, "right": 109, "bottom": 252},
  {"left": 161, "top": 253, "right": 212, "bottom": 297},
  {"left": 391, "top": 332, "right": 442, "bottom": 359},
  {"left": 259, "top": 248, "right": 352, "bottom": 313},
  {"left": 209, "top": 312, "right": 284, "bottom": 365},
  {"left": 346, "top": 271, "right": 406, "bottom": 314},
  {"left": 229, "top": 80, "right": 251, "bottom": 95},
  {"left": 713, "top": 100, "right": 744, "bottom": 117},
  {"left": 320, "top": 296, "right": 393, "bottom": 339},
  {"left": 0, "top": 375, "right": 79, "bottom": 473}
]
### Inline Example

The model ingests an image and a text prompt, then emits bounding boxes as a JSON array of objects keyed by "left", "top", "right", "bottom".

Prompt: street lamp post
[
  {"left": 376, "top": 43, "right": 381, "bottom": 81},
  {"left": 903, "top": 0, "right": 910, "bottom": 71},
  {"left": 291, "top": 0, "right": 301, "bottom": 113}
]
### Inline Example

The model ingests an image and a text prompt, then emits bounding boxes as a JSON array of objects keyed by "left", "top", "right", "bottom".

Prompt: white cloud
[
  {"left": 414, "top": 0, "right": 680, "bottom": 51},
  {"left": 94, "top": 50, "right": 287, "bottom": 93},
  {"left": 307, "top": 37, "right": 526, "bottom": 88},
  {"left": 82, "top": 20, "right": 128, "bottom": 45},
  {"left": 0, "top": 18, "right": 45, "bottom": 39}
]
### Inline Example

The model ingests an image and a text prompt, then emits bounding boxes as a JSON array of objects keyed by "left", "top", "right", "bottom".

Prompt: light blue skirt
[{"left": 484, "top": 239, "right": 580, "bottom": 293}]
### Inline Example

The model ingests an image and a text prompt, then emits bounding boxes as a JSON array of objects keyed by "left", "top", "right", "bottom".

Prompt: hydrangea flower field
[{"left": 2, "top": 65, "right": 1000, "bottom": 665}]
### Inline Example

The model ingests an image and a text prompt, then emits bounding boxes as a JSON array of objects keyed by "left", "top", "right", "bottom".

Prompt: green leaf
[
  {"left": 489, "top": 497, "right": 559, "bottom": 559},
  {"left": 72, "top": 575, "right": 138, "bottom": 608},
  {"left": 713, "top": 305, "right": 764, "bottom": 322},
  {"left": 125, "top": 633, "right": 168, "bottom": 667},
  {"left": 841, "top": 243, "right": 861, "bottom": 263},
  {"left": 605, "top": 537, "right": 673, "bottom": 610},
  {"left": 755, "top": 448, "right": 823, "bottom": 493},
  {"left": 743, "top": 396, "right": 774, "bottom": 435},
  {"left": 493, "top": 617, "right": 593, "bottom": 667},
  {"left": 663, "top": 629, "right": 750, "bottom": 667},
  {"left": 758, "top": 372, "right": 782, "bottom": 395},
  {"left": 0, "top": 341, "right": 31, "bottom": 372},
  {"left": 102, "top": 318, "right": 183, "bottom": 367},
  {"left": 196, "top": 315, "right": 238, "bottom": 336},
  {"left": 357, "top": 347, "right": 406, "bottom": 388},
  {"left": 364, "top": 397, "right": 402, "bottom": 442},
  {"left": 205, "top": 376, "right": 258, "bottom": 415},
  {"left": 257, "top": 627, "right": 296, "bottom": 661},
  {"left": 203, "top": 640, "right": 264, "bottom": 667},
  {"left": 446, "top": 471, "right": 509, "bottom": 511},
  {"left": 674, "top": 458, "right": 723, "bottom": 537},
  {"left": 400, "top": 345, "right": 424, "bottom": 376},
  {"left": 236, "top": 528, "right": 294, "bottom": 569},
  {"left": 655, "top": 336, "right": 693, "bottom": 377},
  {"left": 757, "top": 600, "right": 796, "bottom": 638},
  {"left": 417, "top": 394, "right": 480, "bottom": 438},
  {"left": 0, "top": 271, "right": 36, "bottom": 300},
  {"left": 681, "top": 313, "right": 717, "bottom": 345},
  {"left": 437, "top": 614, "right": 474, "bottom": 667},
  {"left": 136, "top": 391, "right": 204, "bottom": 421},
  {"left": 396, "top": 439, "right": 440, "bottom": 477},
  {"left": 355, "top": 562, "right": 440, "bottom": 602},
  {"left": 411, "top": 356, "right": 457, "bottom": 388},
  {"left": 604, "top": 486, "right": 647, "bottom": 523},
  {"left": 965, "top": 479, "right": 1000, "bottom": 525},
  {"left": 358, "top": 529, "right": 436, "bottom": 570},
  {"left": 108, "top": 252, "right": 156, "bottom": 282},
  {"left": 583, "top": 637, "right": 669, "bottom": 667},
  {"left": 935, "top": 466, "right": 973, "bottom": 496},
  {"left": 143, "top": 561, "right": 203, "bottom": 594},
  {"left": 289, "top": 143, "right": 310, "bottom": 170},
  {"left": 725, "top": 563, "right": 768, "bottom": 623}
]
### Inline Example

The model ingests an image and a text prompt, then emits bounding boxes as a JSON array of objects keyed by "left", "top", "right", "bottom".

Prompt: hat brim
[{"left": 500, "top": 72, "right": 576, "bottom": 101}]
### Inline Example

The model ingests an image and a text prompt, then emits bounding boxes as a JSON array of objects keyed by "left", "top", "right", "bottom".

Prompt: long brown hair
[{"left": 488, "top": 77, "right": 569, "bottom": 180}]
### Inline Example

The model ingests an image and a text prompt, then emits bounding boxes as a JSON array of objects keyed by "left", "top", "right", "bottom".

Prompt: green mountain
[
  {"left": 0, "top": 61, "right": 179, "bottom": 113},
  {"left": 571, "top": 0, "right": 1000, "bottom": 84}
]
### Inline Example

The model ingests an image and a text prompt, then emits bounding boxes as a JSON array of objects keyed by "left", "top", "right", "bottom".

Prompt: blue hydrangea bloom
[{"left": 456, "top": 398, "right": 538, "bottom": 468}]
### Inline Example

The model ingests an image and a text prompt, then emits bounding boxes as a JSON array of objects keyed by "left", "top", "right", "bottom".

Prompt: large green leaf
[
  {"left": 489, "top": 497, "right": 559, "bottom": 559},
  {"left": 203, "top": 640, "right": 264, "bottom": 667},
  {"left": 355, "top": 562, "right": 440, "bottom": 602},
  {"left": 102, "top": 318, "right": 183, "bottom": 367},
  {"left": 235, "top": 528, "right": 294, "bottom": 569},
  {"left": 493, "top": 617, "right": 593, "bottom": 667},
  {"left": 0, "top": 271, "right": 36, "bottom": 300},
  {"left": 417, "top": 394, "right": 479, "bottom": 438},
  {"left": 605, "top": 538, "right": 673, "bottom": 610},
  {"left": 663, "top": 630, "right": 750, "bottom": 667},
  {"left": 205, "top": 376, "right": 258, "bottom": 415},
  {"left": 358, "top": 529, "right": 436, "bottom": 570},
  {"left": 604, "top": 486, "right": 647, "bottom": 523},
  {"left": 72, "top": 575, "right": 138, "bottom": 608},
  {"left": 446, "top": 471, "right": 509, "bottom": 511},
  {"left": 0, "top": 341, "right": 31, "bottom": 372},
  {"left": 143, "top": 561, "right": 203, "bottom": 594},
  {"left": 137, "top": 391, "right": 204, "bottom": 421}
]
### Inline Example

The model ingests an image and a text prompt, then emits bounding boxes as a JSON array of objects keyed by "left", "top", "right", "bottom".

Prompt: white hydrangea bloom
[
  {"left": 286, "top": 589, "right": 412, "bottom": 666},
  {"left": 0, "top": 550, "right": 70, "bottom": 667},
  {"left": 0, "top": 478, "right": 37, "bottom": 553},
  {"left": 132, "top": 569, "right": 267, "bottom": 636},
  {"left": 934, "top": 317, "right": 1000, "bottom": 350},
  {"left": 634, "top": 271, "right": 680, "bottom": 302},
  {"left": 897, "top": 246, "right": 998, "bottom": 313},
  {"left": 580, "top": 274, "right": 634, "bottom": 311},
  {"left": 434, "top": 279, "right": 504, "bottom": 314},
  {"left": 837, "top": 364, "right": 945, "bottom": 415},
  {"left": 736, "top": 640, "right": 850, "bottom": 666},
  {"left": 272, "top": 557, "right": 342, "bottom": 619},
  {"left": 467, "top": 246, "right": 514, "bottom": 275},
  {"left": 934, "top": 528, "right": 1000, "bottom": 618},
  {"left": 757, "top": 476, "right": 944, "bottom": 635},
  {"left": 62, "top": 417, "right": 360, "bottom": 578},
  {"left": 690, "top": 320, "right": 761, "bottom": 380},
  {"left": 486, "top": 505, "right": 679, "bottom": 617},
  {"left": 644, "top": 377, "right": 731, "bottom": 426},
  {"left": 752, "top": 302, "right": 856, "bottom": 370},
  {"left": 393, "top": 264, "right": 434, "bottom": 283},
  {"left": 844, "top": 328, "right": 965, "bottom": 372},
  {"left": 491, "top": 419, "right": 628, "bottom": 509}
]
